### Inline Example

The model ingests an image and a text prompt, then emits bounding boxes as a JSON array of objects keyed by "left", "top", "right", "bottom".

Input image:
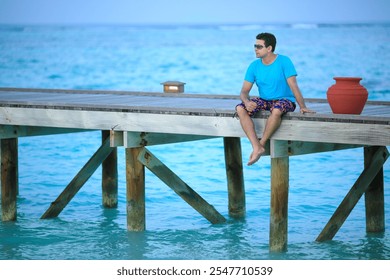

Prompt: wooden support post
[
  {"left": 364, "top": 146, "right": 385, "bottom": 233},
  {"left": 126, "top": 147, "right": 145, "bottom": 231},
  {"left": 270, "top": 155, "right": 289, "bottom": 252},
  {"left": 41, "top": 138, "right": 114, "bottom": 219},
  {"left": 269, "top": 140, "right": 289, "bottom": 252},
  {"left": 102, "top": 130, "right": 118, "bottom": 208},
  {"left": 137, "top": 148, "right": 226, "bottom": 224},
  {"left": 223, "top": 137, "right": 245, "bottom": 218},
  {"left": 316, "top": 146, "right": 389, "bottom": 242},
  {"left": 1, "top": 138, "right": 18, "bottom": 221}
]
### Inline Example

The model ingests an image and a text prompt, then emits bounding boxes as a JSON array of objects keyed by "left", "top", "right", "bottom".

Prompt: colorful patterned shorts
[{"left": 236, "top": 97, "right": 296, "bottom": 117}]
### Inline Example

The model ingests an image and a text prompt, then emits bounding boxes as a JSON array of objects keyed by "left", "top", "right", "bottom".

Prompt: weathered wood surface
[
  {"left": 0, "top": 88, "right": 389, "bottom": 147},
  {"left": 223, "top": 137, "right": 246, "bottom": 218},
  {"left": 270, "top": 148, "right": 289, "bottom": 252},
  {"left": 1, "top": 138, "right": 18, "bottom": 221},
  {"left": 0, "top": 125, "right": 87, "bottom": 139},
  {"left": 364, "top": 146, "right": 385, "bottom": 233},
  {"left": 126, "top": 147, "right": 145, "bottom": 231},
  {"left": 123, "top": 131, "right": 215, "bottom": 148},
  {"left": 102, "top": 130, "right": 118, "bottom": 208}
]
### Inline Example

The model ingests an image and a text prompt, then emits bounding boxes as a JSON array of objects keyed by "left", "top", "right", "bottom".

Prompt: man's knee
[
  {"left": 236, "top": 105, "right": 248, "bottom": 117},
  {"left": 270, "top": 108, "right": 283, "bottom": 117}
]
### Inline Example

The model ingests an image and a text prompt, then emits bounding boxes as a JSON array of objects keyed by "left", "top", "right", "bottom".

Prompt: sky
[{"left": 0, "top": 0, "right": 389, "bottom": 25}]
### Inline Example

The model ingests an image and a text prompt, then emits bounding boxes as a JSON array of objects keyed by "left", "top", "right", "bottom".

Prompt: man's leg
[
  {"left": 259, "top": 108, "right": 283, "bottom": 148},
  {"left": 236, "top": 106, "right": 265, "bottom": 165}
]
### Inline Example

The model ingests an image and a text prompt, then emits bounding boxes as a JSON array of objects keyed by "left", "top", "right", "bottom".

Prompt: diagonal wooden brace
[
  {"left": 41, "top": 137, "right": 114, "bottom": 219},
  {"left": 316, "top": 146, "right": 389, "bottom": 242},
  {"left": 137, "top": 147, "right": 226, "bottom": 224}
]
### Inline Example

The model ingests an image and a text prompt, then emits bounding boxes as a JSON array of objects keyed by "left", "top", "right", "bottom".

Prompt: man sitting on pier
[{"left": 236, "top": 32, "right": 315, "bottom": 165}]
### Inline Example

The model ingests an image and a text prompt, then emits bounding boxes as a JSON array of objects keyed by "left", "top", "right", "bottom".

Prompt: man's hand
[
  {"left": 300, "top": 107, "right": 316, "bottom": 114},
  {"left": 244, "top": 100, "right": 257, "bottom": 113}
]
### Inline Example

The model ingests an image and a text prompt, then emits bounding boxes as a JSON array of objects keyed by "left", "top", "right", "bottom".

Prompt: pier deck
[{"left": 1, "top": 87, "right": 389, "bottom": 252}]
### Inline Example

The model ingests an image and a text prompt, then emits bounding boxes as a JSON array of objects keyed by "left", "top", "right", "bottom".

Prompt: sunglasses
[{"left": 254, "top": 44, "right": 266, "bottom": 50}]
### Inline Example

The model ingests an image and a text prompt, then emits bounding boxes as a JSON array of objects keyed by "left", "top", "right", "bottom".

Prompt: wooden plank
[
  {"left": 1, "top": 88, "right": 389, "bottom": 112},
  {"left": 1, "top": 138, "right": 18, "bottom": 221},
  {"left": 270, "top": 140, "right": 289, "bottom": 252},
  {"left": 271, "top": 119, "right": 390, "bottom": 146},
  {"left": 0, "top": 125, "right": 88, "bottom": 139},
  {"left": 110, "top": 130, "right": 217, "bottom": 148},
  {"left": 102, "top": 131, "right": 118, "bottom": 208},
  {"left": 1, "top": 88, "right": 390, "bottom": 125},
  {"left": 224, "top": 137, "right": 245, "bottom": 218},
  {"left": 3, "top": 88, "right": 390, "bottom": 109},
  {"left": 0, "top": 107, "right": 242, "bottom": 134},
  {"left": 284, "top": 113, "right": 390, "bottom": 124},
  {"left": 0, "top": 87, "right": 242, "bottom": 100},
  {"left": 2, "top": 88, "right": 390, "bottom": 120},
  {"left": 364, "top": 146, "right": 385, "bottom": 233},
  {"left": 124, "top": 131, "right": 216, "bottom": 148},
  {"left": 137, "top": 148, "right": 226, "bottom": 224},
  {"left": 1, "top": 94, "right": 389, "bottom": 121},
  {"left": 126, "top": 147, "right": 145, "bottom": 231},
  {"left": 0, "top": 91, "right": 239, "bottom": 112},
  {"left": 271, "top": 140, "right": 364, "bottom": 158},
  {"left": 41, "top": 137, "right": 114, "bottom": 219},
  {"left": 1, "top": 107, "right": 389, "bottom": 146},
  {"left": 316, "top": 146, "right": 389, "bottom": 241}
]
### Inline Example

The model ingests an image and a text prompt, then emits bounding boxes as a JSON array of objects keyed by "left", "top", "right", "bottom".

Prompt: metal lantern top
[{"left": 161, "top": 81, "right": 186, "bottom": 93}]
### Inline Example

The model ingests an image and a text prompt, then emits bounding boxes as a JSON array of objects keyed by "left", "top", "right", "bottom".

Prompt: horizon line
[{"left": 0, "top": 21, "right": 389, "bottom": 27}]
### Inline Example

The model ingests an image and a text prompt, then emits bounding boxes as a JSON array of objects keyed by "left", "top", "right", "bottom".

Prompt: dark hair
[{"left": 256, "top": 33, "right": 276, "bottom": 52}]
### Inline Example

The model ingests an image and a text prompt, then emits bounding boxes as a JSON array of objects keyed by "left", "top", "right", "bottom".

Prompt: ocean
[{"left": 0, "top": 23, "right": 389, "bottom": 260}]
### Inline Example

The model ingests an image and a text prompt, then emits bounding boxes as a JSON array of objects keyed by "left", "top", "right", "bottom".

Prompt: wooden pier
[{"left": 0, "top": 87, "right": 389, "bottom": 252}]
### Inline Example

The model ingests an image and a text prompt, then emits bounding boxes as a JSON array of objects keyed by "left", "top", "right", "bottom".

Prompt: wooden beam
[
  {"left": 0, "top": 125, "right": 88, "bottom": 139},
  {"left": 271, "top": 140, "right": 364, "bottom": 158},
  {"left": 316, "top": 146, "right": 389, "bottom": 242},
  {"left": 2, "top": 107, "right": 389, "bottom": 147},
  {"left": 126, "top": 147, "right": 145, "bottom": 231},
  {"left": 102, "top": 131, "right": 118, "bottom": 208},
  {"left": 223, "top": 137, "right": 245, "bottom": 218},
  {"left": 110, "top": 130, "right": 216, "bottom": 148},
  {"left": 137, "top": 148, "right": 226, "bottom": 224},
  {"left": 271, "top": 119, "right": 389, "bottom": 146},
  {"left": 364, "top": 146, "right": 385, "bottom": 233},
  {"left": 123, "top": 131, "right": 216, "bottom": 148},
  {"left": 1, "top": 138, "right": 18, "bottom": 221},
  {"left": 41, "top": 137, "right": 114, "bottom": 219}
]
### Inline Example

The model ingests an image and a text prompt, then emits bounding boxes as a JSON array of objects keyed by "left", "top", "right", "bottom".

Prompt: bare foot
[{"left": 247, "top": 144, "right": 265, "bottom": 166}]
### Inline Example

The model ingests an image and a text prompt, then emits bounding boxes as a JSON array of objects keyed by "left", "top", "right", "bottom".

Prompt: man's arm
[
  {"left": 240, "top": 81, "right": 254, "bottom": 102},
  {"left": 287, "top": 76, "right": 315, "bottom": 114}
]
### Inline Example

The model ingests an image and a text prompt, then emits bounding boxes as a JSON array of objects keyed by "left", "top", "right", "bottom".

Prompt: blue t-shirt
[{"left": 244, "top": 54, "right": 297, "bottom": 102}]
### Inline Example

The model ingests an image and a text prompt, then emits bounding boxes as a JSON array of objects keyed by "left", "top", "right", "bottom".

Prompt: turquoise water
[{"left": 0, "top": 23, "right": 389, "bottom": 260}]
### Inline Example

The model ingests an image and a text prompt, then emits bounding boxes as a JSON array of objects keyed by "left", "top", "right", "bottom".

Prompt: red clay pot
[{"left": 326, "top": 77, "right": 368, "bottom": 114}]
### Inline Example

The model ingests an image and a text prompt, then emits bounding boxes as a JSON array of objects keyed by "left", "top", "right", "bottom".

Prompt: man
[{"left": 236, "top": 32, "right": 315, "bottom": 166}]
